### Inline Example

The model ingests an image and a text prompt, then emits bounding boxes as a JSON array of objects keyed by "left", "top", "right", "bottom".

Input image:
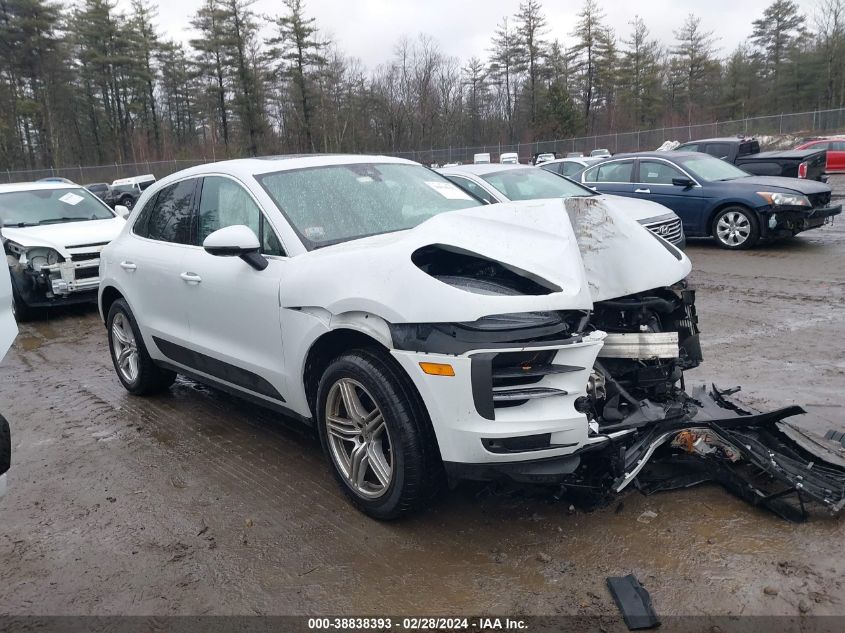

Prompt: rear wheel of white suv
[
  {"left": 316, "top": 348, "right": 442, "bottom": 520},
  {"left": 107, "top": 298, "right": 176, "bottom": 395}
]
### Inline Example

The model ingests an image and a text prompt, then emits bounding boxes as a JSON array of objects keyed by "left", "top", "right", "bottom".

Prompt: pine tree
[
  {"left": 670, "top": 14, "right": 719, "bottom": 125},
  {"left": 751, "top": 0, "right": 806, "bottom": 109},
  {"left": 266, "top": 0, "right": 326, "bottom": 152},
  {"left": 190, "top": 0, "right": 230, "bottom": 151},
  {"left": 514, "top": 0, "right": 547, "bottom": 129},
  {"left": 488, "top": 17, "right": 524, "bottom": 142},
  {"left": 618, "top": 17, "right": 662, "bottom": 129},
  {"left": 568, "top": 0, "right": 613, "bottom": 132}
]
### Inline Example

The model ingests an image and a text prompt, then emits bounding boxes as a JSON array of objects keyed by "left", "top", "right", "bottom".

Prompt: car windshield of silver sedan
[
  {"left": 677, "top": 155, "right": 751, "bottom": 182},
  {"left": 480, "top": 168, "right": 596, "bottom": 201},
  {"left": 0, "top": 188, "right": 114, "bottom": 227},
  {"left": 256, "top": 163, "right": 481, "bottom": 249}
]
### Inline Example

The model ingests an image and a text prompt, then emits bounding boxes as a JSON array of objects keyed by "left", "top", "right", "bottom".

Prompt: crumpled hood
[
  {"left": 279, "top": 199, "right": 594, "bottom": 323},
  {"left": 565, "top": 196, "right": 692, "bottom": 302},
  {"left": 1, "top": 217, "right": 125, "bottom": 256}
]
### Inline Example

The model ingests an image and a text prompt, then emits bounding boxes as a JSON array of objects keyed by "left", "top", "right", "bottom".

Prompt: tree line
[{"left": 1, "top": 0, "right": 844, "bottom": 171}]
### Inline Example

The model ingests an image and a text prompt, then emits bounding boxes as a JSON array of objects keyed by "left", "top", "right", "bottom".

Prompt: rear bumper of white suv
[{"left": 391, "top": 330, "right": 606, "bottom": 481}]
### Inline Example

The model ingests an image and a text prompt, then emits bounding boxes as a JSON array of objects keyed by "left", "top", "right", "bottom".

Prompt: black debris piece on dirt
[{"left": 606, "top": 574, "right": 661, "bottom": 630}]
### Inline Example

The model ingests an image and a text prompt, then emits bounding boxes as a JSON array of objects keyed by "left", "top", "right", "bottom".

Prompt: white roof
[
  {"left": 153, "top": 154, "right": 419, "bottom": 188},
  {"left": 437, "top": 163, "right": 530, "bottom": 177},
  {"left": 0, "top": 182, "right": 85, "bottom": 194}
]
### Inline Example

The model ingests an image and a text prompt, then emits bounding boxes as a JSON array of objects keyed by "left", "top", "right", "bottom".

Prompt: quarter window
[
  {"left": 445, "top": 176, "right": 498, "bottom": 204},
  {"left": 560, "top": 161, "right": 584, "bottom": 177},
  {"left": 637, "top": 161, "right": 686, "bottom": 185},
  {"left": 137, "top": 178, "right": 196, "bottom": 244},
  {"left": 198, "top": 176, "right": 285, "bottom": 256}
]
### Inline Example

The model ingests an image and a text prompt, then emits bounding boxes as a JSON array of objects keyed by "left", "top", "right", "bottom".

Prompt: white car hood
[
  {"left": 2, "top": 217, "right": 126, "bottom": 257},
  {"left": 566, "top": 196, "right": 691, "bottom": 302},
  {"left": 279, "top": 196, "right": 691, "bottom": 324},
  {"left": 280, "top": 199, "right": 594, "bottom": 324},
  {"left": 597, "top": 194, "right": 677, "bottom": 222}
]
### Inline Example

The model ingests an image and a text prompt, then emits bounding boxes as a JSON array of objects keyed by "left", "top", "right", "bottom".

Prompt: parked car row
[
  {"left": 3, "top": 152, "right": 843, "bottom": 521},
  {"left": 437, "top": 163, "right": 686, "bottom": 248},
  {"left": 574, "top": 151, "right": 840, "bottom": 249},
  {"left": 673, "top": 137, "right": 828, "bottom": 181}
]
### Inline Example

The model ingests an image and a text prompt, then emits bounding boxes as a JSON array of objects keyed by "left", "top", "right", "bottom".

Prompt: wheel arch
[
  {"left": 706, "top": 200, "right": 760, "bottom": 235},
  {"left": 99, "top": 285, "right": 125, "bottom": 325},
  {"left": 302, "top": 328, "right": 391, "bottom": 419}
]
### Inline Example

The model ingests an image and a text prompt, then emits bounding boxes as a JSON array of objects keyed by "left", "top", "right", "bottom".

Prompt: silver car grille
[{"left": 644, "top": 218, "right": 684, "bottom": 245}]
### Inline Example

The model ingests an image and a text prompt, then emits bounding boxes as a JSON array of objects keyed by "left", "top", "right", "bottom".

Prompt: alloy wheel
[
  {"left": 111, "top": 312, "right": 140, "bottom": 383},
  {"left": 325, "top": 378, "right": 393, "bottom": 499},
  {"left": 716, "top": 211, "right": 751, "bottom": 246}
]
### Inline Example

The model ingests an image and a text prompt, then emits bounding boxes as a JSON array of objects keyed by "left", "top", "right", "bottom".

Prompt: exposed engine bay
[{"left": 573, "top": 281, "right": 845, "bottom": 521}]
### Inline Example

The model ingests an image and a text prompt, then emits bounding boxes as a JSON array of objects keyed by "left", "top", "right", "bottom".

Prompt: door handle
[
  {"left": 180, "top": 272, "right": 202, "bottom": 284},
  {"left": 119, "top": 261, "right": 137, "bottom": 271},
  {"left": 635, "top": 188, "right": 651, "bottom": 194}
]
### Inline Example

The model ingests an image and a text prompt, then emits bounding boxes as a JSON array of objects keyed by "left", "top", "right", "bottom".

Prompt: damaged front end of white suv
[{"left": 291, "top": 190, "right": 845, "bottom": 520}]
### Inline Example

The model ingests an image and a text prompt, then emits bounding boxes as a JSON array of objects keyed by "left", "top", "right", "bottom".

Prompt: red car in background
[{"left": 795, "top": 138, "right": 845, "bottom": 173}]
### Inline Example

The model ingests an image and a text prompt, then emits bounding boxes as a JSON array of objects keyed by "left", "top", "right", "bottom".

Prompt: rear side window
[
  {"left": 678, "top": 143, "right": 699, "bottom": 152},
  {"left": 831, "top": 141, "right": 845, "bottom": 151},
  {"left": 584, "top": 161, "right": 633, "bottom": 183},
  {"left": 136, "top": 178, "right": 196, "bottom": 244}
]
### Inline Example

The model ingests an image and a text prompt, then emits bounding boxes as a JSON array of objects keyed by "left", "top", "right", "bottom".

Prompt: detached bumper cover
[{"left": 616, "top": 385, "right": 845, "bottom": 519}]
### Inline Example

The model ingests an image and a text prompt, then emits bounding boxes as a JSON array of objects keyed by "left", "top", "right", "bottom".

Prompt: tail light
[{"left": 798, "top": 161, "right": 808, "bottom": 178}]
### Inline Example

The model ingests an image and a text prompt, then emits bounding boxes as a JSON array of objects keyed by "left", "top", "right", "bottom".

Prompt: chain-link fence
[
  {"left": 2, "top": 159, "right": 212, "bottom": 186},
  {"left": 396, "top": 107, "right": 845, "bottom": 166},
  {"left": 4, "top": 107, "right": 845, "bottom": 183}
]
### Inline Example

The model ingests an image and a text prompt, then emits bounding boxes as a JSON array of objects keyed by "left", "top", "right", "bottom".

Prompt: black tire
[
  {"left": 120, "top": 196, "right": 135, "bottom": 210},
  {"left": 712, "top": 206, "right": 760, "bottom": 249},
  {"left": 316, "top": 348, "right": 443, "bottom": 520},
  {"left": 107, "top": 298, "right": 176, "bottom": 395},
  {"left": 0, "top": 413, "right": 10, "bottom": 477},
  {"left": 11, "top": 286, "right": 40, "bottom": 322}
]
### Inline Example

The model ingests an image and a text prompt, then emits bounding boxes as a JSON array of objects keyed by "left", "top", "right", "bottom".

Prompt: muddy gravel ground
[{"left": 2, "top": 178, "right": 845, "bottom": 621}]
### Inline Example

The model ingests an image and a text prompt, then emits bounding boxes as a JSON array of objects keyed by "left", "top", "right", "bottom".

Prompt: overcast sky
[{"left": 122, "top": 0, "right": 781, "bottom": 69}]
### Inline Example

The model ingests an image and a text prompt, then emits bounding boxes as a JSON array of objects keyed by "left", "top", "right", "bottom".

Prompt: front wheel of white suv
[
  {"left": 316, "top": 348, "right": 443, "bottom": 520},
  {"left": 107, "top": 298, "right": 176, "bottom": 395}
]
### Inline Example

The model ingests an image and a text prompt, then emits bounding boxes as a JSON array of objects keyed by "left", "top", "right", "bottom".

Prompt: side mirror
[
  {"left": 203, "top": 225, "right": 268, "bottom": 271},
  {"left": 672, "top": 177, "right": 695, "bottom": 189},
  {"left": 114, "top": 205, "right": 130, "bottom": 219}
]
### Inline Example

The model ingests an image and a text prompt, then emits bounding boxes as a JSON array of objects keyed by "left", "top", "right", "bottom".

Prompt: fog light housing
[{"left": 768, "top": 214, "right": 778, "bottom": 229}]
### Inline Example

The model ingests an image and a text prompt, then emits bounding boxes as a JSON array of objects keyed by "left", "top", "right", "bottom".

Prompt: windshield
[
  {"left": 677, "top": 155, "right": 751, "bottom": 182},
  {"left": 0, "top": 187, "right": 114, "bottom": 227},
  {"left": 481, "top": 168, "right": 596, "bottom": 201},
  {"left": 256, "top": 163, "right": 481, "bottom": 249}
]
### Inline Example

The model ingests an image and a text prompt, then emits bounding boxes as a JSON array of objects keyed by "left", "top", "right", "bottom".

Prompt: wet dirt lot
[{"left": 1, "top": 177, "right": 845, "bottom": 620}]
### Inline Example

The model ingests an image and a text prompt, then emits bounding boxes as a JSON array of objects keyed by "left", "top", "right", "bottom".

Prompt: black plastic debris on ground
[{"left": 606, "top": 574, "right": 660, "bottom": 630}]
